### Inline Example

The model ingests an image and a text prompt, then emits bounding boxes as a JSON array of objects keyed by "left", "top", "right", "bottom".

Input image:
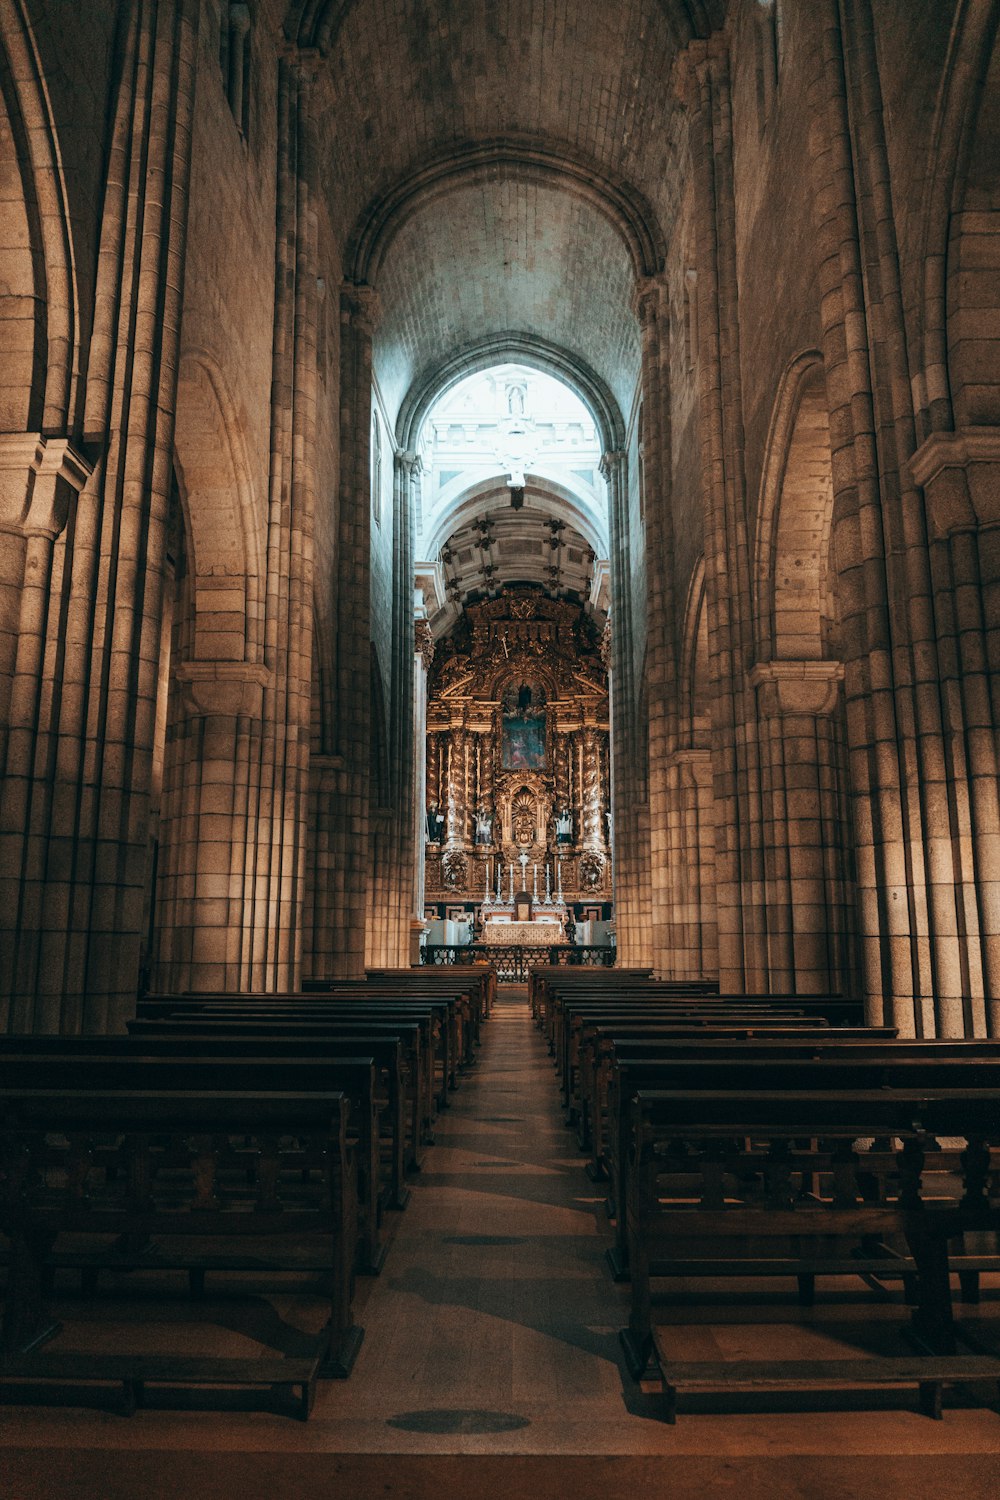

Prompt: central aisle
[{"left": 330, "top": 984, "right": 636, "bottom": 1449}]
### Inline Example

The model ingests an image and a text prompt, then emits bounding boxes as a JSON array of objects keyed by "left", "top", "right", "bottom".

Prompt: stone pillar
[
  {"left": 367, "top": 447, "right": 419, "bottom": 967},
  {"left": 154, "top": 663, "right": 269, "bottom": 991},
  {"left": 909, "top": 429, "right": 1000, "bottom": 1035},
  {"left": 0, "top": 437, "right": 90, "bottom": 1029},
  {"left": 0, "top": 0, "right": 200, "bottom": 1033},
  {"left": 663, "top": 748, "right": 717, "bottom": 979},
  {"left": 751, "top": 661, "right": 853, "bottom": 996},
  {"left": 603, "top": 448, "right": 651, "bottom": 964},
  {"left": 803, "top": 0, "right": 997, "bottom": 1034},
  {"left": 633, "top": 272, "right": 689, "bottom": 976},
  {"left": 322, "top": 282, "right": 378, "bottom": 977},
  {"left": 153, "top": 48, "right": 318, "bottom": 994},
  {"left": 413, "top": 615, "right": 434, "bottom": 951},
  {"left": 676, "top": 34, "right": 763, "bottom": 993}
]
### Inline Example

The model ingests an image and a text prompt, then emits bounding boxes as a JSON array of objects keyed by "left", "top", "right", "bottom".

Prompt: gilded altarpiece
[{"left": 424, "top": 588, "right": 612, "bottom": 908}]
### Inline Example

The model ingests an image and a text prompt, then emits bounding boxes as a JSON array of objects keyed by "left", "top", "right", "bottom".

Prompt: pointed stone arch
[
  {"left": 751, "top": 352, "right": 856, "bottom": 996},
  {"left": 172, "top": 349, "right": 263, "bottom": 664},
  {"left": 0, "top": 0, "right": 78, "bottom": 435},
  {"left": 754, "top": 350, "right": 838, "bottom": 663}
]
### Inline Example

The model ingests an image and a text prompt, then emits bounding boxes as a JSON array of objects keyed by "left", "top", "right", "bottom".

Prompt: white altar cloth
[{"left": 483, "top": 918, "right": 562, "bottom": 945}]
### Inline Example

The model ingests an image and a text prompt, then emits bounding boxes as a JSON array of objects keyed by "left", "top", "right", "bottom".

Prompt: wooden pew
[
  {"left": 135, "top": 1000, "right": 445, "bottom": 1124},
  {"left": 540, "top": 984, "right": 853, "bottom": 1091},
  {"left": 0, "top": 1088, "right": 365, "bottom": 1417},
  {"left": 364, "top": 964, "right": 496, "bottom": 1030},
  {"left": 557, "top": 1001, "right": 846, "bottom": 1116},
  {"left": 604, "top": 1047, "right": 1000, "bottom": 1281},
  {"left": 139, "top": 994, "right": 458, "bottom": 1107},
  {"left": 125, "top": 1018, "right": 426, "bottom": 1176},
  {"left": 0, "top": 1030, "right": 414, "bottom": 1211},
  {"left": 579, "top": 1024, "right": 898, "bottom": 1166},
  {"left": 307, "top": 981, "right": 478, "bottom": 1070},
  {"left": 618, "top": 1086, "right": 1000, "bottom": 1418},
  {"left": 0, "top": 1052, "right": 389, "bottom": 1275},
  {"left": 529, "top": 966, "right": 661, "bottom": 1024}
]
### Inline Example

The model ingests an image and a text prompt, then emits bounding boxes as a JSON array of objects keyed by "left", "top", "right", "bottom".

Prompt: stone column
[
  {"left": 663, "top": 748, "right": 717, "bottom": 979},
  {"left": 366, "top": 446, "right": 419, "bottom": 967},
  {"left": 909, "top": 430, "right": 1000, "bottom": 1035},
  {"left": 0, "top": 438, "right": 90, "bottom": 1028},
  {"left": 632, "top": 274, "right": 684, "bottom": 975},
  {"left": 323, "top": 282, "right": 378, "bottom": 977},
  {"left": 153, "top": 48, "right": 318, "bottom": 994},
  {"left": 802, "top": 0, "right": 998, "bottom": 1033},
  {"left": 154, "top": 663, "right": 269, "bottom": 991},
  {"left": 677, "top": 33, "right": 766, "bottom": 992},
  {"left": 412, "top": 615, "right": 434, "bottom": 959},
  {"left": 603, "top": 448, "right": 651, "bottom": 963},
  {"left": 0, "top": 0, "right": 200, "bottom": 1033},
  {"left": 751, "top": 661, "right": 854, "bottom": 996}
]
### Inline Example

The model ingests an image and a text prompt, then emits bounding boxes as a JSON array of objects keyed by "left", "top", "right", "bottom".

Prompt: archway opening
[{"left": 413, "top": 364, "right": 615, "bottom": 964}]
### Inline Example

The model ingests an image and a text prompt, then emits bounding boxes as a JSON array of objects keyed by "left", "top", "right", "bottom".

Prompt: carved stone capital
[
  {"left": 599, "top": 449, "right": 626, "bottom": 483},
  {"left": 750, "top": 659, "right": 844, "bottom": 717},
  {"left": 665, "top": 747, "right": 713, "bottom": 771},
  {"left": 0, "top": 433, "right": 91, "bottom": 540},
  {"left": 341, "top": 281, "right": 380, "bottom": 334},
  {"left": 395, "top": 447, "right": 422, "bottom": 480},
  {"left": 908, "top": 426, "right": 1000, "bottom": 539},
  {"left": 175, "top": 660, "right": 272, "bottom": 719},
  {"left": 630, "top": 273, "right": 668, "bottom": 328},
  {"left": 671, "top": 31, "right": 730, "bottom": 108},
  {"left": 415, "top": 618, "right": 435, "bottom": 670}
]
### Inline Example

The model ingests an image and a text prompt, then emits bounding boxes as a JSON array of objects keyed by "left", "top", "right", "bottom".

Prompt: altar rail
[{"left": 422, "top": 944, "right": 615, "bottom": 983}]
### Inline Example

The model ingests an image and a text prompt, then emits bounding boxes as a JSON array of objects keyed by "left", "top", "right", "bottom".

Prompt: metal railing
[{"left": 421, "top": 943, "right": 615, "bottom": 983}]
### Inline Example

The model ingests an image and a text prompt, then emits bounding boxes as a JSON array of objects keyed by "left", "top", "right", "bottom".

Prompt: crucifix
[{"left": 518, "top": 851, "right": 530, "bottom": 891}]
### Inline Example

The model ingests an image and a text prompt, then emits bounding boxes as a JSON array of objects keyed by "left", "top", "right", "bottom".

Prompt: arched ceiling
[
  {"left": 297, "top": 0, "right": 718, "bottom": 247},
  {"left": 295, "top": 0, "right": 723, "bottom": 443},
  {"left": 374, "top": 174, "right": 640, "bottom": 427}
]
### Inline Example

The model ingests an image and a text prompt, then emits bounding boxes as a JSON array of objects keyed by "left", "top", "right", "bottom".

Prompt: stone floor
[{"left": 3, "top": 989, "right": 999, "bottom": 1498}]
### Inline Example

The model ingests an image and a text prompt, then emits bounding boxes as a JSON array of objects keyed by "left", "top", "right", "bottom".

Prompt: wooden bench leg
[
  {"left": 662, "top": 1379, "right": 677, "bottom": 1425},
  {"left": 2, "top": 1228, "right": 61, "bottom": 1356},
  {"left": 797, "top": 1273, "right": 816, "bottom": 1306},
  {"left": 299, "top": 1371, "right": 317, "bottom": 1420},
  {"left": 907, "top": 1227, "right": 956, "bottom": 1355},
  {"left": 959, "top": 1270, "right": 980, "bottom": 1305},
  {"left": 919, "top": 1379, "right": 943, "bottom": 1420}
]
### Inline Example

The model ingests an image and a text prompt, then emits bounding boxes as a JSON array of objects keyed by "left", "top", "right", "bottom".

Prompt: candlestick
[
  {"left": 556, "top": 858, "right": 563, "bottom": 900},
  {"left": 545, "top": 863, "right": 552, "bottom": 904},
  {"left": 533, "top": 863, "right": 538, "bottom": 900},
  {"left": 509, "top": 864, "right": 514, "bottom": 902},
  {"left": 496, "top": 861, "right": 502, "bottom": 901},
  {"left": 484, "top": 861, "right": 491, "bottom": 905}
]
